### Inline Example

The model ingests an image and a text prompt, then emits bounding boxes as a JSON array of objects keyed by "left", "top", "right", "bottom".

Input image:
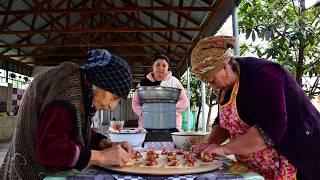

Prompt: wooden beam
[
  {"left": 0, "top": 41, "right": 192, "bottom": 48},
  {"left": 5, "top": 51, "right": 187, "bottom": 57},
  {"left": 0, "top": 55, "right": 33, "bottom": 69},
  {"left": 0, "top": 27, "right": 199, "bottom": 35},
  {"left": 155, "top": 0, "right": 200, "bottom": 26},
  {"left": 0, "top": 7, "right": 212, "bottom": 15},
  {"left": 25, "top": 60, "right": 179, "bottom": 68},
  {"left": 178, "top": 0, "right": 228, "bottom": 73},
  {"left": 142, "top": 11, "right": 193, "bottom": 40},
  {"left": 117, "top": 10, "right": 188, "bottom": 52}
]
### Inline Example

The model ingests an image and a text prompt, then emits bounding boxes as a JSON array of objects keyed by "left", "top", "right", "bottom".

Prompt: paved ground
[{"left": 0, "top": 141, "right": 10, "bottom": 167}]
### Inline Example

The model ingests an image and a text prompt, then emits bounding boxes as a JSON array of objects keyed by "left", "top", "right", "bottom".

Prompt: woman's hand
[
  {"left": 202, "top": 143, "right": 228, "bottom": 157},
  {"left": 191, "top": 143, "right": 210, "bottom": 155},
  {"left": 111, "top": 141, "right": 133, "bottom": 157},
  {"left": 99, "top": 139, "right": 133, "bottom": 157},
  {"left": 91, "top": 144, "right": 130, "bottom": 167},
  {"left": 99, "top": 139, "right": 113, "bottom": 149}
]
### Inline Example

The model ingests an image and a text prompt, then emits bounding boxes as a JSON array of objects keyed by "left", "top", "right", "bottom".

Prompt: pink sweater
[{"left": 132, "top": 72, "right": 188, "bottom": 130}]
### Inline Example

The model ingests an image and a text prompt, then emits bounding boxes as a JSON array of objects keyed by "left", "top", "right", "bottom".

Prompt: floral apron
[{"left": 219, "top": 80, "right": 296, "bottom": 180}]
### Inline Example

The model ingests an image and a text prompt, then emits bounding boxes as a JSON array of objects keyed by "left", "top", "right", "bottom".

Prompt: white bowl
[
  {"left": 171, "top": 131, "right": 209, "bottom": 150},
  {"left": 109, "top": 130, "right": 146, "bottom": 147}
]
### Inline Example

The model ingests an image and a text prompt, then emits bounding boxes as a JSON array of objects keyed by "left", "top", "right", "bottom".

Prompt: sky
[{"left": 305, "top": 0, "right": 318, "bottom": 8}]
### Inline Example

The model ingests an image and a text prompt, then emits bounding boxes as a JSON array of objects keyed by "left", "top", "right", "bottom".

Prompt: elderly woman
[
  {"left": 0, "top": 49, "right": 133, "bottom": 179},
  {"left": 132, "top": 54, "right": 188, "bottom": 131},
  {"left": 191, "top": 36, "right": 320, "bottom": 179}
]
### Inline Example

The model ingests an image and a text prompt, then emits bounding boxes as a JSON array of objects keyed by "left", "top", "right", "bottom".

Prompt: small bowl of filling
[
  {"left": 110, "top": 120, "right": 124, "bottom": 132},
  {"left": 171, "top": 131, "right": 209, "bottom": 150},
  {"left": 108, "top": 127, "right": 147, "bottom": 147}
]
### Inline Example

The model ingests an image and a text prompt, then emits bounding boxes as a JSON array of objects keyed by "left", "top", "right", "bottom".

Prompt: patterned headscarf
[
  {"left": 191, "top": 35, "right": 236, "bottom": 82},
  {"left": 84, "top": 49, "right": 132, "bottom": 98}
]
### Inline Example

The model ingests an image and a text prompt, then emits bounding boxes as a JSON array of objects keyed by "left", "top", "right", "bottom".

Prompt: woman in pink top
[{"left": 132, "top": 54, "right": 188, "bottom": 131}]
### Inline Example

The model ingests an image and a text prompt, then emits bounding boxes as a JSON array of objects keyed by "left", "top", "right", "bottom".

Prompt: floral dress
[{"left": 219, "top": 80, "right": 296, "bottom": 180}]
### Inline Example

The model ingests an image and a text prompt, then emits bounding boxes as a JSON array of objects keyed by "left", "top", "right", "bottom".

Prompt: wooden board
[
  {"left": 101, "top": 157, "right": 223, "bottom": 175},
  {"left": 102, "top": 162, "right": 223, "bottom": 175}
]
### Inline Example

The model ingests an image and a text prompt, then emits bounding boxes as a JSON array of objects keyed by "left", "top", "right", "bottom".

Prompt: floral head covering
[{"left": 191, "top": 35, "right": 236, "bottom": 82}]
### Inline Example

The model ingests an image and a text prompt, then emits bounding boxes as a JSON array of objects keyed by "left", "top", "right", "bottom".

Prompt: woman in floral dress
[{"left": 191, "top": 36, "right": 320, "bottom": 180}]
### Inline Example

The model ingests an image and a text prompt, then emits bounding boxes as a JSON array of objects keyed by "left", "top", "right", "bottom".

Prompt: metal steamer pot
[
  {"left": 137, "top": 86, "right": 181, "bottom": 103},
  {"left": 137, "top": 86, "right": 181, "bottom": 129}
]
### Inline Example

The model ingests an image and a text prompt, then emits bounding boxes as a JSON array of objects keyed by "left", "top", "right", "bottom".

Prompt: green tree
[
  {"left": 180, "top": 73, "right": 209, "bottom": 110},
  {"left": 180, "top": 71, "right": 217, "bottom": 131},
  {"left": 238, "top": 0, "right": 320, "bottom": 98}
]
